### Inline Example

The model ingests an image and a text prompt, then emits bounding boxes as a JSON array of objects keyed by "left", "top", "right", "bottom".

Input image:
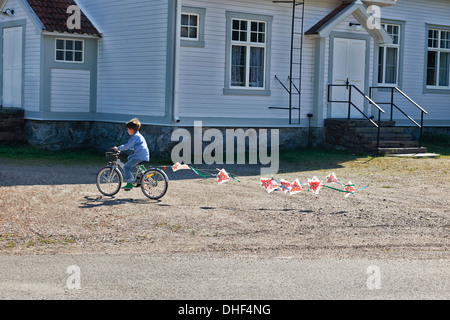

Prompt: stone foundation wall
[
  {"left": 0, "top": 108, "right": 25, "bottom": 143},
  {"left": 24, "top": 120, "right": 325, "bottom": 157}
]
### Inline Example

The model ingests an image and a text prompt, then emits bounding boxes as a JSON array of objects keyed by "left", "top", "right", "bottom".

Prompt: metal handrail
[
  {"left": 369, "top": 86, "right": 428, "bottom": 147},
  {"left": 328, "top": 84, "right": 386, "bottom": 149}
]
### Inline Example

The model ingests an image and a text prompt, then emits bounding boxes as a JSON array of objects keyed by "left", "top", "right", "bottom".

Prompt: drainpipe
[{"left": 173, "top": 0, "right": 182, "bottom": 123}]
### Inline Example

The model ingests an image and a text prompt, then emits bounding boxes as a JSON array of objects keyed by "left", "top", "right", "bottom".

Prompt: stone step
[
  {"left": 365, "top": 140, "right": 420, "bottom": 148},
  {"left": 325, "top": 119, "right": 396, "bottom": 127},
  {"left": 353, "top": 127, "right": 405, "bottom": 134},
  {"left": 361, "top": 133, "right": 415, "bottom": 142}
]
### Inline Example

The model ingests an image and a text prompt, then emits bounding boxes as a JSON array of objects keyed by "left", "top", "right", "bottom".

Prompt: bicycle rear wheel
[
  {"left": 140, "top": 168, "right": 168, "bottom": 200},
  {"left": 96, "top": 167, "right": 122, "bottom": 196}
]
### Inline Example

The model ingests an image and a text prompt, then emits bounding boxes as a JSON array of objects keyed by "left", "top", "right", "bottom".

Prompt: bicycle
[{"left": 96, "top": 150, "right": 169, "bottom": 200}]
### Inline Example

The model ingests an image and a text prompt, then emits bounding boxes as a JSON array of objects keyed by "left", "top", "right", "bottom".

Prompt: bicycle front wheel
[
  {"left": 140, "top": 168, "right": 168, "bottom": 200},
  {"left": 96, "top": 167, "right": 122, "bottom": 196}
]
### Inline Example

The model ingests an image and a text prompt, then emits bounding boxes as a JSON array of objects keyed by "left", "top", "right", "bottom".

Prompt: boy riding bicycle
[{"left": 114, "top": 118, "right": 149, "bottom": 190}]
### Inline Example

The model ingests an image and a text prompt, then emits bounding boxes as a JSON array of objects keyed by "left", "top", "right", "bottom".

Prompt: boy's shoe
[{"left": 122, "top": 183, "right": 133, "bottom": 190}]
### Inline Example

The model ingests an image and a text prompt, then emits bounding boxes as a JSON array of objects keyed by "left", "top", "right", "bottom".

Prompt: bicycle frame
[{"left": 107, "top": 159, "right": 145, "bottom": 184}]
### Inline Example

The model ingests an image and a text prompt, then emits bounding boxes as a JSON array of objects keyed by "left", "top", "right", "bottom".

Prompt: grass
[
  {"left": 422, "top": 133, "right": 450, "bottom": 156},
  {"left": 0, "top": 142, "right": 172, "bottom": 166},
  {"left": 0, "top": 135, "right": 447, "bottom": 169}
]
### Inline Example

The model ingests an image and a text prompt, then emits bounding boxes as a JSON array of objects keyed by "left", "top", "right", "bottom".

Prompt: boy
[{"left": 114, "top": 118, "right": 149, "bottom": 190}]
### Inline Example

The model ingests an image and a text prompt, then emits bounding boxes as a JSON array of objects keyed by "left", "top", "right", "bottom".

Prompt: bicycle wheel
[
  {"left": 96, "top": 167, "right": 122, "bottom": 196},
  {"left": 140, "top": 168, "right": 168, "bottom": 200}
]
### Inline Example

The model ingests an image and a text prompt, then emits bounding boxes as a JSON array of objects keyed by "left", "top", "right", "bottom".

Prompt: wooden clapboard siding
[{"left": 75, "top": 0, "right": 168, "bottom": 117}]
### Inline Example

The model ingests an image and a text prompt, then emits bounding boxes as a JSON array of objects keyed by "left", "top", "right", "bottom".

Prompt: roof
[
  {"left": 26, "top": 0, "right": 100, "bottom": 36},
  {"left": 304, "top": 0, "right": 392, "bottom": 44},
  {"left": 305, "top": 3, "right": 351, "bottom": 35}
]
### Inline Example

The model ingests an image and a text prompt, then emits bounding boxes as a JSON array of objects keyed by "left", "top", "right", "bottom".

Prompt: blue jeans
[{"left": 123, "top": 155, "right": 144, "bottom": 183}]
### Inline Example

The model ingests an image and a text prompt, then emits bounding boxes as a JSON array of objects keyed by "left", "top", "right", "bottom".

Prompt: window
[
  {"left": 180, "top": 7, "right": 206, "bottom": 47},
  {"left": 224, "top": 12, "right": 272, "bottom": 95},
  {"left": 181, "top": 13, "right": 199, "bottom": 40},
  {"left": 231, "top": 19, "right": 266, "bottom": 88},
  {"left": 56, "top": 39, "right": 84, "bottom": 63},
  {"left": 378, "top": 23, "right": 400, "bottom": 85},
  {"left": 426, "top": 28, "right": 450, "bottom": 88}
]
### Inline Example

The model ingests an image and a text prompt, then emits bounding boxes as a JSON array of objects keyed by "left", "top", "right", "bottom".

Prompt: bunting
[{"left": 171, "top": 163, "right": 368, "bottom": 197}]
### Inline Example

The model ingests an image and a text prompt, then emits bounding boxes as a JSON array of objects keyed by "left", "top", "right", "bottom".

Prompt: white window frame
[
  {"left": 378, "top": 23, "right": 401, "bottom": 86},
  {"left": 426, "top": 27, "right": 450, "bottom": 89},
  {"left": 55, "top": 38, "right": 84, "bottom": 63},
  {"left": 230, "top": 18, "right": 267, "bottom": 90},
  {"left": 181, "top": 12, "right": 199, "bottom": 41}
]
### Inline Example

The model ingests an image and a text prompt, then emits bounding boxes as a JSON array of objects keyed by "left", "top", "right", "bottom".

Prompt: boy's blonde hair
[{"left": 126, "top": 118, "right": 141, "bottom": 132}]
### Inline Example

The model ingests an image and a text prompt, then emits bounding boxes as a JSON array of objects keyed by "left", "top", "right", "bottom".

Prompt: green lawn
[{"left": 0, "top": 133, "right": 448, "bottom": 167}]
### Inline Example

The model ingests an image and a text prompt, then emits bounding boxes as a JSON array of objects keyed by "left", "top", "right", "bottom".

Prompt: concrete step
[{"left": 378, "top": 147, "right": 428, "bottom": 155}]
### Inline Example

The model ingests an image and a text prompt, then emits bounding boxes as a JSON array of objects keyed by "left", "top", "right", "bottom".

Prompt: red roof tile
[
  {"left": 305, "top": 3, "right": 351, "bottom": 35},
  {"left": 26, "top": 0, "right": 100, "bottom": 36}
]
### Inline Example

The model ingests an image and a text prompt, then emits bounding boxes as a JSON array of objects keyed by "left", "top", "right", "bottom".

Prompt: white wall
[
  {"left": 376, "top": 0, "right": 450, "bottom": 125},
  {"left": 178, "top": 0, "right": 344, "bottom": 125},
  {"left": 76, "top": 0, "right": 169, "bottom": 118}
]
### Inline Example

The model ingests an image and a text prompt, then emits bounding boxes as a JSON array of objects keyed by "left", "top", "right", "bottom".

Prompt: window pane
[
  {"left": 65, "top": 51, "right": 73, "bottom": 61},
  {"left": 56, "top": 50, "right": 64, "bottom": 61},
  {"left": 181, "top": 26, "right": 189, "bottom": 38},
  {"left": 75, "top": 41, "right": 83, "bottom": 51},
  {"left": 189, "top": 27, "right": 197, "bottom": 39},
  {"left": 249, "top": 47, "right": 264, "bottom": 87},
  {"left": 231, "top": 46, "right": 246, "bottom": 87},
  {"left": 75, "top": 52, "right": 83, "bottom": 62},
  {"left": 385, "top": 47, "right": 398, "bottom": 84},
  {"left": 232, "top": 19, "right": 240, "bottom": 30},
  {"left": 427, "top": 51, "right": 437, "bottom": 86},
  {"left": 181, "top": 14, "right": 189, "bottom": 26},
  {"left": 258, "top": 33, "right": 265, "bottom": 43},
  {"left": 240, "top": 31, "right": 246, "bottom": 41},
  {"left": 66, "top": 40, "right": 73, "bottom": 50},
  {"left": 232, "top": 31, "right": 240, "bottom": 41},
  {"left": 439, "top": 52, "right": 449, "bottom": 86},
  {"left": 56, "top": 39, "right": 64, "bottom": 50},
  {"left": 190, "top": 15, "right": 198, "bottom": 27}
]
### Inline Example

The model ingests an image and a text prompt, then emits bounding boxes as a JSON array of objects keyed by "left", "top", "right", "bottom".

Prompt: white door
[
  {"left": 330, "top": 37, "right": 366, "bottom": 118},
  {"left": 2, "top": 26, "right": 23, "bottom": 108}
]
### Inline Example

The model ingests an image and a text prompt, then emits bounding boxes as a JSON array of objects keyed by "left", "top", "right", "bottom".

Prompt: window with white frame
[
  {"left": 426, "top": 28, "right": 450, "bottom": 88},
  {"left": 181, "top": 13, "right": 199, "bottom": 40},
  {"left": 56, "top": 39, "right": 84, "bottom": 63},
  {"left": 378, "top": 23, "right": 400, "bottom": 85},
  {"left": 230, "top": 18, "right": 266, "bottom": 88}
]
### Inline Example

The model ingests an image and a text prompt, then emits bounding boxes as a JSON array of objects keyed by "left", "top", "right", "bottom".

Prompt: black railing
[
  {"left": 369, "top": 86, "right": 428, "bottom": 147},
  {"left": 328, "top": 83, "right": 386, "bottom": 149}
]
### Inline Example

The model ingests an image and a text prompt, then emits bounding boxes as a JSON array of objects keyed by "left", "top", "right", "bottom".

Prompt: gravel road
[{"left": 0, "top": 156, "right": 448, "bottom": 260}]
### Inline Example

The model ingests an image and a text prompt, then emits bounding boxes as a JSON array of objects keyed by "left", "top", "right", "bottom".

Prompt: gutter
[{"left": 173, "top": 0, "right": 182, "bottom": 123}]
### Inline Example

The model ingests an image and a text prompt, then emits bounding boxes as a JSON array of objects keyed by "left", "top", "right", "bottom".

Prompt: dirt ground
[{"left": 0, "top": 156, "right": 449, "bottom": 260}]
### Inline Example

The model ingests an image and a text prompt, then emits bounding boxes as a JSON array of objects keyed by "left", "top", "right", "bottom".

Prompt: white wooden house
[{"left": 0, "top": 0, "right": 448, "bottom": 153}]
